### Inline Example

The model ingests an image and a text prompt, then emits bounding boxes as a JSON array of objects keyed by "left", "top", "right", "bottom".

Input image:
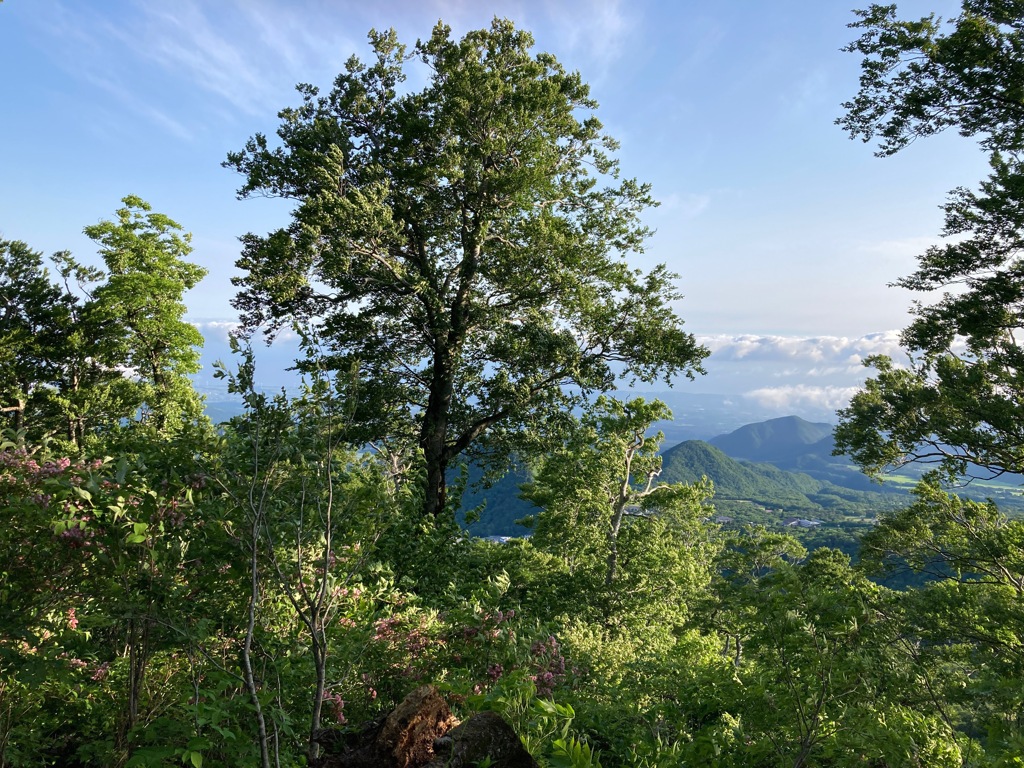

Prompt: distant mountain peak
[{"left": 709, "top": 415, "right": 834, "bottom": 460}]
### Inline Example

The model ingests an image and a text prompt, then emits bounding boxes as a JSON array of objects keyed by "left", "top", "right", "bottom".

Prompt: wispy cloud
[
  {"left": 79, "top": 71, "right": 194, "bottom": 140},
  {"left": 658, "top": 192, "right": 711, "bottom": 219},
  {"left": 32, "top": 0, "right": 638, "bottom": 140},
  {"left": 33, "top": 0, "right": 361, "bottom": 137},
  {"left": 117, "top": 1, "right": 359, "bottom": 117},
  {"left": 538, "top": 0, "right": 636, "bottom": 80},
  {"left": 125, "top": 3, "right": 271, "bottom": 116},
  {"left": 781, "top": 67, "right": 829, "bottom": 114},
  {"left": 857, "top": 235, "right": 960, "bottom": 268}
]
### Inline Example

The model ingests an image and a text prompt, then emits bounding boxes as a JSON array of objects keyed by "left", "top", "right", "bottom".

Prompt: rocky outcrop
[
  {"left": 313, "top": 685, "right": 535, "bottom": 768},
  {"left": 428, "top": 710, "right": 538, "bottom": 768}
]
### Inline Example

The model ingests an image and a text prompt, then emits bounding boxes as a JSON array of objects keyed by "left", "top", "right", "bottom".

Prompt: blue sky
[{"left": 0, "top": 0, "right": 983, "bottom": 420}]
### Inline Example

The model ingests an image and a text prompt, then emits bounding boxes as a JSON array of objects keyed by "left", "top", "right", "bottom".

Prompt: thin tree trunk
[
  {"left": 605, "top": 498, "right": 627, "bottom": 587},
  {"left": 243, "top": 515, "right": 272, "bottom": 768},
  {"left": 308, "top": 639, "right": 326, "bottom": 763}
]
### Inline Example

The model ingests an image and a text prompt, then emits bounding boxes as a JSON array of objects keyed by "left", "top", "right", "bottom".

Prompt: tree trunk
[
  {"left": 308, "top": 637, "right": 326, "bottom": 764},
  {"left": 116, "top": 615, "right": 151, "bottom": 762},
  {"left": 1, "top": 401, "right": 25, "bottom": 433},
  {"left": 243, "top": 513, "right": 273, "bottom": 768},
  {"left": 605, "top": 475, "right": 633, "bottom": 586},
  {"left": 14, "top": 399, "right": 24, "bottom": 433},
  {"left": 421, "top": 354, "right": 454, "bottom": 518}
]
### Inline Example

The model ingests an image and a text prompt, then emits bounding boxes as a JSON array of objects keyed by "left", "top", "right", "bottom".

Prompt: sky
[{"left": 0, "top": 0, "right": 985, "bottom": 422}]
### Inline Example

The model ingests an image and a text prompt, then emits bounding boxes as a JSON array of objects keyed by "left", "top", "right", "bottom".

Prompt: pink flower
[
  {"left": 322, "top": 691, "right": 346, "bottom": 724},
  {"left": 67, "top": 608, "right": 79, "bottom": 630}
]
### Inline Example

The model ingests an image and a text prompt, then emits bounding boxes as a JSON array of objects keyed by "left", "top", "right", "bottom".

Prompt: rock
[
  {"left": 427, "top": 711, "right": 539, "bottom": 768},
  {"left": 376, "top": 685, "right": 458, "bottom": 767},
  {"left": 312, "top": 718, "right": 386, "bottom": 768},
  {"left": 313, "top": 685, "right": 458, "bottom": 768}
]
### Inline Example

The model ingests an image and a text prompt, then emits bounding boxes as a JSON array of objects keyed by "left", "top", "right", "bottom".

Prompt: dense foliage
[{"left": 4, "top": 9, "right": 1024, "bottom": 768}]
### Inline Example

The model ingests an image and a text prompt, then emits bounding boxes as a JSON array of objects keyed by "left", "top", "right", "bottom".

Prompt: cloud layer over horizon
[
  {"left": 189, "top": 324, "right": 906, "bottom": 420},
  {"left": 690, "top": 331, "right": 909, "bottom": 417}
]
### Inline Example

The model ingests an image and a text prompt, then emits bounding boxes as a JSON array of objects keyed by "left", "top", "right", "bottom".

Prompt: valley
[{"left": 460, "top": 413, "right": 1024, "bottom": 559}]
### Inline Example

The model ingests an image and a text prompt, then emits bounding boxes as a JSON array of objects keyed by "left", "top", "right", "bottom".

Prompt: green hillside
[
  {"left": 660, "top": 439, "right": 821, "bottom": 506},
  {"left": 709, "top": 416, "right": 1024, "bottom": 512},
  {"left": 454, "top": 461, "right": 537, "bottom": 537},
  {"left": 457, "top": 438, "right": 909, "bottom": 539},
  {"left": 706, "top": 415, "right": 887, "bottom": 489}
]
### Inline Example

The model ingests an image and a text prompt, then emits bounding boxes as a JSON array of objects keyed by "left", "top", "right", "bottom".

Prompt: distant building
[{"left": 783, "top": 518, "right": 822, "bottom": 528}]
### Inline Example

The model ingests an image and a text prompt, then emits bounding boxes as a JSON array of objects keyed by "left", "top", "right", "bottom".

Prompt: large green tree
[
  {"left": 833, "top": 9, "right": 1024, "bottom": 759},
  {"left": 0, "top": 199, "right": 206, "bottom": 448},
  {"left": 84, "top": 195, "right": 207, "bottom": 436},
  {"left": 835, "top": 2, "right": 1024, "bottom": 481},
  {"left": 227, "top": 20, "right": 707, "bottom": 518},
  {"left": 0, "top": 241, "right": 132, "bottom": 446},
  {"left": 858, "top": 482, "right": 1024, "bottom": 758}
]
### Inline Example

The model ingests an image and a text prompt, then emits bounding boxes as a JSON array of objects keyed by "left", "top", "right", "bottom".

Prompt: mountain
[
  {"left": 659, "top": 440, "right": 822, "bottom": 508},
  {"left": 707, "top": 416, "right": 1024, "bottom": 513},
  {"left": 456, "top": 462, "right": 537, "bottom": 538},
  {"left": 709, "top": 415, "right": 834, "bottom": 464},
  {"left": 456, "top": 440, "right": 865, "bottom": 537},
  {"left": 708, "top": 415, "right": 896, "bottom": 492}
]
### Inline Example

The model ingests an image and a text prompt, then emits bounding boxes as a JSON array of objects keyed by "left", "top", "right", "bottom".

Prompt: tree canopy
[
  {"left": 84, "top": 195, "right": 207, "bottom": 435},
  {"left": 0, "top": 197, "right": 206, "bottom": 449},
  {"left": 226, "top": 20, "right": 707, "bottom": 518},
  {"left": 835, "top": 1, "right": 1024, "bottom": 482},
  {"left": 0, "top": 239, "right": 71, "bottom": 434}
]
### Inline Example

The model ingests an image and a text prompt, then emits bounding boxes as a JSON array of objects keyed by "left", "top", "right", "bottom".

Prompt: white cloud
[
  {"left": 38, "top": 0, "right": 361, "bottom": 136},
  {"left": 34, "top": 0, "right": 641, "bottom": 140},
  {"left": 858, "top": 236, "right": 943, "bottom": 259},
  {"left": 539, "top": 0, "right": 635, "bottom": 79},
  {"left": 125, "top": 1, "right": 361, "bottom": 117},
  {"left": 856, "top": 235, "right": 970, "bottom": 271},
  {"left": 192, "top": 319, "right": 308, "bottom": 349},
  {"left": 78, "top": 71, "right": 195, "bottom": 140},
  {"left": 743, "top": 384, "right": 861, "bottom": 414},
  {"left": 781, "top": 67, "right": 828, "bottom": 114},
  {"left": 698, "top": 332, "right": 905, "bottom": 364},
  {"left": 131, "top": 3, "right": 272, "bottom": 115},
  {"left": 191, "top": 320, "right": 243, "bottom": 344}
]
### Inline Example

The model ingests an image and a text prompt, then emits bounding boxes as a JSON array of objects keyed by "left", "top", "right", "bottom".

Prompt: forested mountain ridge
[
  {"left": 660, "top": 438, "right": 821, "bottom": 504},
  {"left": 709, "top": 415, "right": 1024, "bottom": 513},
  {"left": 462, "top": 435, "right": 907, "bottom": 538},
  {"left": 709, "top": 414, "right": 903, "bottom": 492},
  {"left": 708, "top": 414, "right": 834, "bottom": 463}
]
